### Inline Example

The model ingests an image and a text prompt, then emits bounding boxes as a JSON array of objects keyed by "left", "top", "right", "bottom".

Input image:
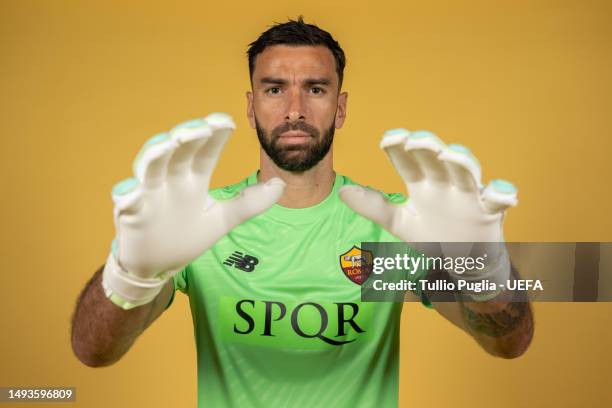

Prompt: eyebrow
[{"left": 259, "top": 77, "right": 331, "bottom": 86}]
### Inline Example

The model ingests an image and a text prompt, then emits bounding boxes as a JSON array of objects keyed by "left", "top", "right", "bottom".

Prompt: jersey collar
[{"left": 246, "top": 170, "right": 344, "bottom": 224}]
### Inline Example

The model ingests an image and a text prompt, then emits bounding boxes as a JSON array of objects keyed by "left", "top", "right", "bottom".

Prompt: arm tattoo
[{"left": 461, "top": 301, "right": 531, "bottom": 338}]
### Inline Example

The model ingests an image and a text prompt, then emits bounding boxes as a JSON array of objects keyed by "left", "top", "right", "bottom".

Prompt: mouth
[{"left": 278, "top": 131, "right": 312, "bottom": 144}]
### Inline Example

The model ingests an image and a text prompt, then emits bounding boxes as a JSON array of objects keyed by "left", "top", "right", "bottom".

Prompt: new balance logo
[{"left": 224, "top": 251, "right": 259, "bottom": 272}]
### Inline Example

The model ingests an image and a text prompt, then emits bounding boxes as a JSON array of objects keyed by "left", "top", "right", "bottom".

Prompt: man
[{"left": 71, "top": 17, "right": 533, "bottom": 407}]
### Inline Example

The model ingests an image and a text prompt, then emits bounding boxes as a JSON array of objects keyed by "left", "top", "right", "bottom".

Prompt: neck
[{"left": 258, "top": 150, "right": 335, "bottom": 208}]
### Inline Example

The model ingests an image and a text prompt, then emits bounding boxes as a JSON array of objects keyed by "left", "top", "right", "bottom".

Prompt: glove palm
[{"left": 103, "top": 113, "right": 285, "bottom": 308}]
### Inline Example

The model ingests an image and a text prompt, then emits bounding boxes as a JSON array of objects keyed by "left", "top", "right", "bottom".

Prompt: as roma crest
[{"left": 339, "top": 246, "right": 373, "bottom": 285}]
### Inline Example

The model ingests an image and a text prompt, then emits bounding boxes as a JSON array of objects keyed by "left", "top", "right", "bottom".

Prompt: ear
[
  {"left": 246, "top": 91, "right": 256, "bottom": 129},
  {"left": 335, "top": 91, "right": 348, "bottom": 129}
]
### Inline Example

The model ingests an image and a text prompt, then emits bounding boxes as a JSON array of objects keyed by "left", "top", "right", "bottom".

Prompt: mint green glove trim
[
  {"left": 448, "top": 143, "right": 481, "bottom": 167},
  {"left": 410, "top": 130, "right": 434, "bottom": 139},
  {"left": 421, "top": 292, "right": 434, "bottom": 308},
  {"left": 171, "top": 118, "right": 207, "bottom": 131},
  {"left": 413, "top": 264, "right": 434, "bottom": 309},
  {"left": 132, "top": 132, "right": 171, "bottom": 175},
  {"left": 387, "top": 194, "right": 408, "bottom": 205},
  {"left": 144, "top": 132, "right": 171, "bottom": 147},
  {"left": 112, "top": 178, "right": 139, "bottom": 196},
  {"left": 468, "top": 287, "right": 505, "bottom": 302},
  {"left": 205, "top": 112, "right": 234, "bottom": 126},
  {"left": 408, "top": 130, "right": 446, "bottom": 150},
  {"left": 491, "top": 179, "right": 517, "bottom": 194},
  {"left": 108, "top": 292, "right": 140, "bottom": 310},
  {"left": 448, "top": 144, "right": 470, "bottom": 154},
  {"left": 384, "top": 128, "right": 409, "bottom": 136}
]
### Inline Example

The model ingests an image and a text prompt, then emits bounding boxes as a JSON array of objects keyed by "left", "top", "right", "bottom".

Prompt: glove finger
[
  {"left": 166, "top": 118, "right": 213, "bottom": 185},
  {"left": 192, "top": 113, "right": 235, "bottom": 190},
  {"left": 339, "top": 185, "right": 407, "bottom": 236},
  {"left": 481, "top": 179, "right": 518, "bottom": 213},
  {"left": 405, "top": 130, "right": 450, "bottom": 184},
  {"left": 111, "top": 177, "right": 143, "bottom": 215},
  {"left": 380, "top": 129, "right": 423, "bottom": 184},
  {"left": 219, "top": 177, "right": 285, "bottom": 229},
  {"left": 438, "top": 144, "right": 482, "bottom": 192},
  {"left": 132, "top": 133, "right": 177, "bottom": 189}
]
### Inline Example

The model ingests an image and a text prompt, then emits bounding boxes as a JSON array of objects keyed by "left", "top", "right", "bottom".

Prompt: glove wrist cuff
[
  {"left": 448, "top": 246, "right": 511, "bottom": 301},
  {"left": 101, "top": 253, "right": 168, "bottom": 310}
]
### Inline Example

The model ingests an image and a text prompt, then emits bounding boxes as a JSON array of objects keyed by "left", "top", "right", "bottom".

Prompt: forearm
[
  {"left": 459, "top": 297, "right": 534, "bottom": 359},
  {"left": 439, "top": 251, "right": 535, "bottom": 358},
  {"left": 70, "top": 265, "right": 170, "bottom": 367}
]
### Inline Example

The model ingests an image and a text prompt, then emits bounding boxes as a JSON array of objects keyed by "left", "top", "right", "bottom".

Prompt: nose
[{"left": 285, "top": 89, "right": 305, "bottom": 124}]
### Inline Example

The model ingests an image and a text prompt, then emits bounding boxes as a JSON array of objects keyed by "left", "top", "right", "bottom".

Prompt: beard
[{"left": 255, "top": 117, "right": 335, "bottom": 173}]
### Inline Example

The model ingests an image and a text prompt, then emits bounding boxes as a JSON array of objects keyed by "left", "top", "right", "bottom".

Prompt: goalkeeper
[{"left": 71, "top": 17, "right": 534, "bottom": 408}]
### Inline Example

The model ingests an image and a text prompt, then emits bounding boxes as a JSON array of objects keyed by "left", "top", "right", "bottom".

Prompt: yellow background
[{"left": 1, "top": 0, "right": 611, "bottom": 406}]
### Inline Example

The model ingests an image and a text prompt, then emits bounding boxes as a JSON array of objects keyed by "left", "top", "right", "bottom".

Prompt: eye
[
  {"left": 310, "top": 87, "right": 325, "bottom": 94},
  {"left": 266, "top": 87, "right": 281, "bottom": 95}
]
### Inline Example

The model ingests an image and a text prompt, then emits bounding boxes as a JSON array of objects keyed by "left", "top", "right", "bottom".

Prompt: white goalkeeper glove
[
  {"left": 339, "top": 129, "right": 518, "bottom": 299},
  {"left": 102, "top": 113, "right": 285, "bottom": 309}
]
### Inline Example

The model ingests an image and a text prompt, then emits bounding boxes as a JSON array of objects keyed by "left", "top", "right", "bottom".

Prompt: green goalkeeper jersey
[{"left": 170, "top": 171, "right": 428, "bottom": 407}]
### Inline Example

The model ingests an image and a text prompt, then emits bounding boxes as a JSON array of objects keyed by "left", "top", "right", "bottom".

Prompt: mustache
[{"left": 271, "top": 122, "right": 320, "bottom": 139}]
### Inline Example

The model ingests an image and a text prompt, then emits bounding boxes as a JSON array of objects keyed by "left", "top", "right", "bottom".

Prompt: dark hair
[{"left": 247, "top": 16, "right": 346, "bottom": 89}]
